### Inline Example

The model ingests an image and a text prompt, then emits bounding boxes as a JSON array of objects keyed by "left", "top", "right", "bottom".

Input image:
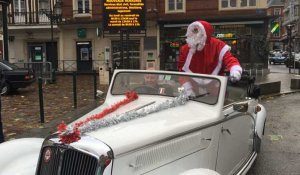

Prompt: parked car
[
  {"left": 0, "top": 70, "right": 266, "bottom": 175},
  {"left": 0, "top": 60, "right": 36, "bottom": 95},
  {"left": 284, "top": 52, "right": 300, "bottom": 68},
  {"left": 268, "top": 52, "right": 286, "bottom": 64}
]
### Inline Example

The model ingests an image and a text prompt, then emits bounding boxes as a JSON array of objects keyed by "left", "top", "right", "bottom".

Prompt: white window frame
[
  {"left": 73, "top": 0, "right": 92, "bottom": 17},
  {"left": 219, "top": 0, "right": 257, "bottom": 10},
  {"left": 165, "top": 0, "right": 186, "bottom": 14}
]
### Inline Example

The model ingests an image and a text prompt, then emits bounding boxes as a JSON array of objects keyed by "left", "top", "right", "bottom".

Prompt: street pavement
[{"left": 247, "top": 92, "right": 300, "bottom": 175}]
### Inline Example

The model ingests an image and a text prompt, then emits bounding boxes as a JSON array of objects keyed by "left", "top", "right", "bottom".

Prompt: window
[
  {"left": 39, "top": 0, "right": 49, "bottom": 11},
  {"left": 220, "top": 0, "right": 257, "bottom": 9},
  {"left": 78, "top": 0, "right": 90, "bottom": 13},
  {"left": 274, "top": 8, "right": 281, "bottom": 16},
  {"left": 165, "top": 0, "right": 185, "bottom": 13},
  {"left": 14, "top": 0, "right": 25, "bottom": 13}
]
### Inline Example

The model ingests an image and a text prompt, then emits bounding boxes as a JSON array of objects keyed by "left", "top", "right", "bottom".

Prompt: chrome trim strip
[{"left": 235, "top": 152, "right": 257, "bottom": 175}]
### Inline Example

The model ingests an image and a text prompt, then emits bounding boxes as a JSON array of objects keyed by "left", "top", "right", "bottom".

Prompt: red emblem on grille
[{"left": 43, "top": 148, "right": 52, "bottom": 163}]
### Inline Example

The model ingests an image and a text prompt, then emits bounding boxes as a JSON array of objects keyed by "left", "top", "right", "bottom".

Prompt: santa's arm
[
  {"left": 222, "top": 51, "right": 243, "bottom": 82},
  {"left": 222, "top": 51, "right": 242, "bottom": 74}
]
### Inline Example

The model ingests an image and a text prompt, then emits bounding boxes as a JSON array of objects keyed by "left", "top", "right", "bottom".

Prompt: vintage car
[{"left": 0, "top": 70, "right": 266, "bottom": 175}]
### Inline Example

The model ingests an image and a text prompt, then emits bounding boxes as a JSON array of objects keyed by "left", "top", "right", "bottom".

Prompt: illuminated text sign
[{"left": 103, "top": 0, "right": 145, "bottom": 30}]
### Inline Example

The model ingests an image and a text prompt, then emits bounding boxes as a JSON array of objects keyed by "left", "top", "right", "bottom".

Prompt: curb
[{"left": 260, "top": 90, "right": 300, "bottom": 100}]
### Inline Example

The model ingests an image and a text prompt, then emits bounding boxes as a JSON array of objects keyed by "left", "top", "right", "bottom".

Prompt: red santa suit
[{"left": 177, "top": 20, "right": 242, "bottom": 96}]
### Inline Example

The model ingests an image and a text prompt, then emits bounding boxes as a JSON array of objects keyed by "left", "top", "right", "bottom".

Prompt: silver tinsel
[{"left": 62, "top": 88, "right": 189, "bottom": 136}]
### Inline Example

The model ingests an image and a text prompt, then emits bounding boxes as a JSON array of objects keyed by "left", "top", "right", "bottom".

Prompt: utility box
[{"left": 99, "top": 65, "right": 109, "bottom": 85}]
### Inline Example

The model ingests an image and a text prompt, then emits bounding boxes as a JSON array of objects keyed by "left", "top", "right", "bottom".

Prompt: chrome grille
[{"left": 37, "top": 146, "right": 98, "bottom": 175}]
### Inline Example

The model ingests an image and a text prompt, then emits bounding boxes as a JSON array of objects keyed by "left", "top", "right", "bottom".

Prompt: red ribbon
[{"left": 57, "top": 91, "right": 138, "bottom": 144}]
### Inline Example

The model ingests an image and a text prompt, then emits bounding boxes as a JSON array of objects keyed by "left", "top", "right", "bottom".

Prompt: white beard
[
  {"left": 186, "top": 35, "right": 205, "bottom": 51},
  {"left": 185, "top": 23, "right": 206, "bottom": 51}
]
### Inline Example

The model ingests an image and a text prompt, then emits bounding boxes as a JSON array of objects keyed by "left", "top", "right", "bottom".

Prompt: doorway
[{"left": 76, "top": 41, "right": 92, "bottom": 72}]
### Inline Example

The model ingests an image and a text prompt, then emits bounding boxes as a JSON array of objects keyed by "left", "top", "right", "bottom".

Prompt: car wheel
[{"left": 1, "top": 82, "right": 11, "bottom": 95}]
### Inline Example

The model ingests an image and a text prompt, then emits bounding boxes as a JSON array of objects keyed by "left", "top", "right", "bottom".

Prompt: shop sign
[
  {"left": 170, "top": 42, "right": 180, "bottom": 48},
  {"left": 215, "top": 33, "right": 236, "bottom": 39},
  {"left": 103, "top": 0, "right": 146, "bottom": 30}
]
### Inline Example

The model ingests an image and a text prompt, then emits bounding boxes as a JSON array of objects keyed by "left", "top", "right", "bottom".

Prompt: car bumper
[{"left": 10, "top": 78, "right": 36, "bottom": 89}]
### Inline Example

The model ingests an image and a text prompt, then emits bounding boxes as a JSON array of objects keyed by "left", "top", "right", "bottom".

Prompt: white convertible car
[{"left": 0, "top": 70, "right": 266, "bottom": 175}]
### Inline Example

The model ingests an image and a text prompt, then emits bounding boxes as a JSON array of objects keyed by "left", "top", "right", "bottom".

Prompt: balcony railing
[{"left": 8, "top": 11, "right": 61, "bottom": 25}]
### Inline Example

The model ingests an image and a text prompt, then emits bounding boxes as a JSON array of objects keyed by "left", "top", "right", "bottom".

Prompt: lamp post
[
  {"left": 0, "top": 0, "right": 12, "bottom": 143},
  {"left": 1, "top": 0, "right": 11, "bottom": 61},
  {"left": 42, "top": 0, "right": 62, "bottom": 72},
  {"left": 286, "top": 24, "right": 294, "bottom": 73}
]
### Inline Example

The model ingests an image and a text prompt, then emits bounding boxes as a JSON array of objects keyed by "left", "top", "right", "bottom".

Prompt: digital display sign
[{"left": 103, "top": 0, "right": 145, "bottom": 30}]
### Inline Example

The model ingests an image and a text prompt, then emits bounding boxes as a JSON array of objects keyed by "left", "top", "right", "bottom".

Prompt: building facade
[
  {"left": 267, "top": 0, "right": 285, "bottom": 51},
  {"left": 282, "top": 0, "right": 300, "bottom": 53},
  {"left": 6, "top": 0, "right": 269, "bottom": 75}
]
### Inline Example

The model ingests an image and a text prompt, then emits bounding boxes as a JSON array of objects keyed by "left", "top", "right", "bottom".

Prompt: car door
[{"left": 216, "top": 86, "right": 256, "bottom": 174}]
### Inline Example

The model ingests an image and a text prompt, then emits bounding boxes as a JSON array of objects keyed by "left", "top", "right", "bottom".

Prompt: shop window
[{"left": 165, "top": 0, "right": 185, "bottom": 13}]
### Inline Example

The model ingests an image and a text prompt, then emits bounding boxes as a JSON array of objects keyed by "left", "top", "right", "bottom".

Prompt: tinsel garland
[
  {"left": 58, "top": 88, "right": 189, "bottom": 144},
  {"left": 58, "top": 91, "right": 138, "bottom": 144}
]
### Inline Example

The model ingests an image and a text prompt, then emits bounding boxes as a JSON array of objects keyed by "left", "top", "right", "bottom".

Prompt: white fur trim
[
  {"left": 230, "top": 65, "right": 242, "bottom": 73},
  {"left": 182, "top": 47, "right": 195, "bottom": 73},
  {"left": 211, "top": 45, "right": 231, "bottom": 75}
]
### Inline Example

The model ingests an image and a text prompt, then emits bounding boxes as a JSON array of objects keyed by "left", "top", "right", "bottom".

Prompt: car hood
[{"left": 71, "top": 96, "right": 222, "bottom": 156}]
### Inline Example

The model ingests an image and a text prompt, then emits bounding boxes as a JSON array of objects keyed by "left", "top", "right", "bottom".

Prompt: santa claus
[{"left": 178, "top": 20, "right": 242, "bottom": 96}]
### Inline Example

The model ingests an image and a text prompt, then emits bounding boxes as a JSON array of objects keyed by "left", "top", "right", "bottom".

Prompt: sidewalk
[
  {"left": 1, "top": 74, "right": 108, "bottom": 141},
  {"left": 1, "top": 70, "right": 299, "bottom": 141},
  {"left": 255, "top": 69, "right": 300, "bottom": 95}
]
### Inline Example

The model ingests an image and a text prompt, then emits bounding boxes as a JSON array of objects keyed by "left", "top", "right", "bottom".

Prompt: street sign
[{"left": 102, "top": 0, "right": 146, "bottom": 31}]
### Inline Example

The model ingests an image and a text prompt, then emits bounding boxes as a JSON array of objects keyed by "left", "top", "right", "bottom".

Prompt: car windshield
[{"left": 111, "top": 72, "right": 221, "bottom": 105}]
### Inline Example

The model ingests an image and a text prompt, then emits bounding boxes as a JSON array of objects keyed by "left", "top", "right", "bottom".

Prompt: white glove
[
  {"left": 230, "top": 65, "right": 242, "bottom": 82},
  {"left": 182, "top": 82, "right": 196, "bottom": 97}
]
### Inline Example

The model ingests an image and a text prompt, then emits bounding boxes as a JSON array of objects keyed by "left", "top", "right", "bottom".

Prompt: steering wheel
[{"left": 134, "top": 85, "right": 158, "bottom": 94}]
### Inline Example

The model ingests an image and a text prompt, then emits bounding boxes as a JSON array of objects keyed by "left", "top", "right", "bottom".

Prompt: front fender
[
  {"left": 255, "top": 104, "right": 267, "bottom": 139},
  {"left": 0, "top": 138, "right": 44, "bottom": 175}
]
